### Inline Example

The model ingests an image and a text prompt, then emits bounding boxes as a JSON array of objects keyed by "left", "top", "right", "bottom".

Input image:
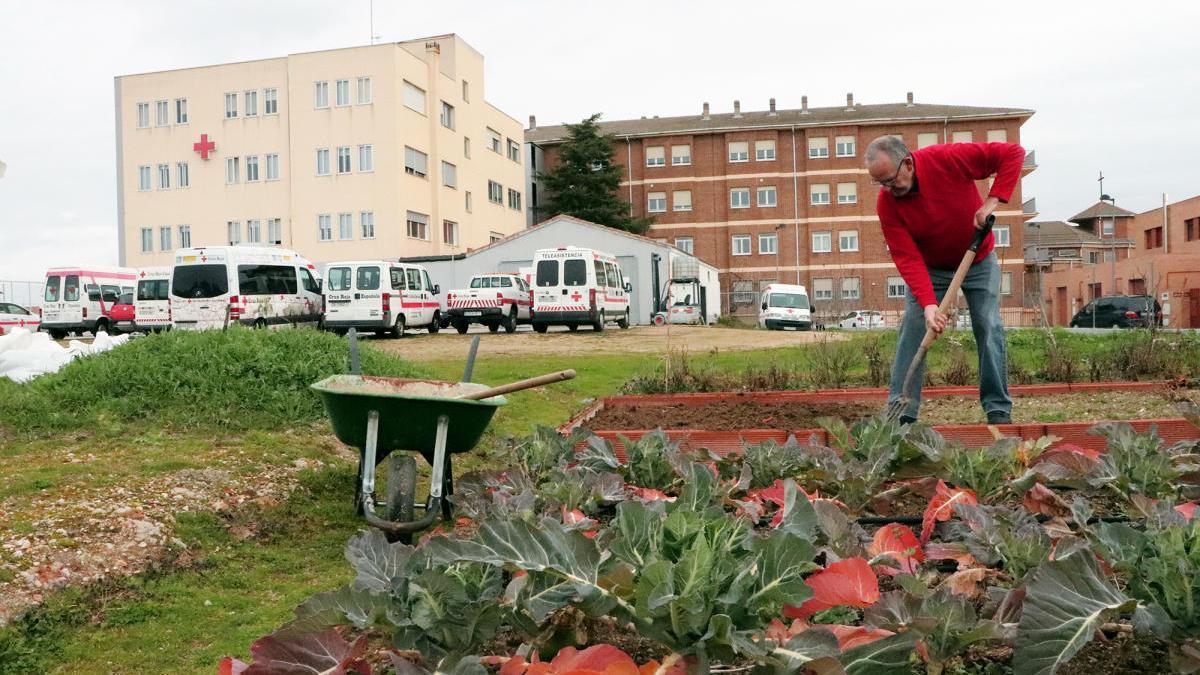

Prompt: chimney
[
  {"left": 768, "top": 98, "right": 777, "bottom": 115},
  {"left": 801, "top": 95, "right": 810, "bottom": 114},
  {"left": 702, "top": 101, "right": 710, "bottom": 120},
  {"left": 528, "top": 114, "right": 537, "bottom": 130},
  {"left": 905, "top": 91, "right": 914, "bottom": 107},
  {"left": 733, "top": 100, "right": 742, "bottom": 118},
  {"left": 846, "top": 92, "right": 855, "bottom": 110}
]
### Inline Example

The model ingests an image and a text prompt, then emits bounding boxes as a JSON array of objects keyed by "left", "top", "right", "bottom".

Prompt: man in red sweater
[{"left": 866, "top": 135, "right": 1026, "bottom": 424}]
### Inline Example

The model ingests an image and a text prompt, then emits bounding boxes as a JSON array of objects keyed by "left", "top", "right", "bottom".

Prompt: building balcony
[{"left": 1022, "top": 150, "right": 1037, "bottom": 175}]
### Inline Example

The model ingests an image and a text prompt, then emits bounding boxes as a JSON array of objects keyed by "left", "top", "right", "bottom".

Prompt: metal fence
[
  {"left": 721, "top": 290, "right": 1042, "bottom": 329},
  {"left": 0, "top": 280, "right": 46, "bottom": 308}
]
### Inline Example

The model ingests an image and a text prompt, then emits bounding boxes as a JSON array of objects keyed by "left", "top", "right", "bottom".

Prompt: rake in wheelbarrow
[{"left": 312, "top": 333, "right": 575, "bottom": 542}]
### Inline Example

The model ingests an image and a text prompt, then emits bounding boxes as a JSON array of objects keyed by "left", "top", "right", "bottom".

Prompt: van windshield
[
  {"left": 44, "top": 276, "right": 61, "bottom": 302},
  {"left": 535, "top": 260, "right": 558, "bottom": 287},
  {"left": 564, "top": 259, "right": 587, "bottom": 286},
  {"left": 172, "top": 264, "right": 229, "bottom": 299},
  {"left": 769, "top": 293, "right": 809, "bottom": 310},
  {"left": 137, "top": 279, "right": 169, "bottom": 301},
  {"left": 327, "top": 267, "right": 351, "bottom": 291}
]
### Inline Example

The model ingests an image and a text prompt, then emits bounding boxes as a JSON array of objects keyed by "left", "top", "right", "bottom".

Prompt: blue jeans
[{"left": 887, "top": 252, "right": 1011, "bottom": 419}]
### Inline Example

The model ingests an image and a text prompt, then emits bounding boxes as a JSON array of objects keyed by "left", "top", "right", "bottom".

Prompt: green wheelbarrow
[{"left": 312, "top": 368, "right": 574, "bottom": 542}]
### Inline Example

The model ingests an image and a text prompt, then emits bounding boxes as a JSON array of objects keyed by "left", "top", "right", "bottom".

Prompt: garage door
[{"left": 617, "top": 255, "right": 642, "bottom": 325}]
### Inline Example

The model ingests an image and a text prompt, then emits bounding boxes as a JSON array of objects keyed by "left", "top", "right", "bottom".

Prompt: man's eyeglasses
[{"left": 873, "top": 155, "right": 912, "bottom": 188}]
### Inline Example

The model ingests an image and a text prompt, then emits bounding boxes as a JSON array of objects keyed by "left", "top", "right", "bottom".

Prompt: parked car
[
  {"left": 838, "top": 310, "right": 887, "bottom": 330},
  {"left": 445, "top": 273, "right": 532, "bottom": 334},
  {"left": 1069, "top": 295, "right": 1162, "bottom": 329},
  {"left": 109, "top": 292, "right": 137, "bottom": 333},
  {"left": 955, "top": 308, "right": 972, "bottom": 330},
  {"left": 0, "top": 302, "right": 40, "bottom": 336}
]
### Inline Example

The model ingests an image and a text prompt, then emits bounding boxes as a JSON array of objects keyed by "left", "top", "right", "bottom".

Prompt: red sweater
[{"left": 876, "top": 142, "right": 1026, "bottom": 306}]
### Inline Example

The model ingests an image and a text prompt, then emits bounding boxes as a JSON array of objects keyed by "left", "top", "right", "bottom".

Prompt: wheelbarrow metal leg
[
  {"left": 429, "top": 415, "right": 449, "bottom": 500},
  {"left": 360, "top": 408, "right": 440, "bottom": 535},
  {"left": 360, "top": 410, "right": 380, "bottom": 501}
]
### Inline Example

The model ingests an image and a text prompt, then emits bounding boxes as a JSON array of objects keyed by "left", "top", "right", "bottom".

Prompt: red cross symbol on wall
[
  {"left": 193, "top": 134, "right": 216, "bottom": 160},
  {"left": 570, "top": 291, "right": 582, "bottom": 302}
]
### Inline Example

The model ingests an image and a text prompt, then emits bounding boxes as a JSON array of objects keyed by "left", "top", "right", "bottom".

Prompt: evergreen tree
[{"left": 535, "top": 113, "right": 652, "bottom": 234}]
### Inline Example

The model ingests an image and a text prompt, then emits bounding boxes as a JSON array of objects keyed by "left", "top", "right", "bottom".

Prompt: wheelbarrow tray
[{"left": 312, "top": 374, "right": 506, "bottom": 462}]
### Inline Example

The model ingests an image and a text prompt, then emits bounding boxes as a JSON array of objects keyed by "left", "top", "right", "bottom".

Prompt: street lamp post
[{"left": 774, "top": 223, "right": 786, "bottom": 283}]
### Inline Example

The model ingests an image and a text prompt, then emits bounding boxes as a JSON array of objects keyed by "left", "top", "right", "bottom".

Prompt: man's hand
[
  {"left": 975, "top": 196, "right": 1001, "bottom": 229},
  {"left": 924, "top": 304, "right": 947, "bottom": 334}
]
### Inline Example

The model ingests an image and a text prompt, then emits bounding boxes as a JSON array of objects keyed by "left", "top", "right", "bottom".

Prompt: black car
[{"left": 1069, "top": 295, "right": 1162, "bottom": 328}]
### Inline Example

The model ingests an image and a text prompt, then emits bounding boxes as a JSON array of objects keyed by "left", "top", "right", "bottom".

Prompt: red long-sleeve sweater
[{"left": 876, "top": 142, "right": 1026, "bottom": 307}]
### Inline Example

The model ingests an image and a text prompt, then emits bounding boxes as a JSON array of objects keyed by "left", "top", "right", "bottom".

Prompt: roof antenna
[{"left": 369, "top": 0, "right": 381, "bottom": 44}]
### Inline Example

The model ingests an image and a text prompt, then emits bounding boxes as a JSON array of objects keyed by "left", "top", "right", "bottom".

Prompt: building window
[
  {"left": 441, "top": 161, "right": 457, "bottom": 188},
  {"left": 140, "top": 227, "right": 153, "bottom": 253},
  {"left": 808, "top": 137, "right": 829, "bottom": 159},
  {"left": 316, "top": 148, "right": 330, "bottom": 176},
  {"left": 732, "top": 235, "right": 752, "bottom": 256},
  {"left": 812, "top": 278, "right": 833, "bottom": 301},
  {"left": 351, "top": 145, "right": 371, "bottom": 173},
  {"left": 179, "top": 224, "right": 191, "bottom": 248},
  {"left": 839, "top": 230, "right": 860, "bottom": 252},
  {"left": 732, "top": 281, "right": 755, "bottom": 304},
  {"left": 837, "top": 182, "right": 858, "bottom": 204},
  {"left": 463, "top": 137, "right": 471, "bottom": 158},
  {"left": 314, "top": 81, "right": 329, "bottom": 108},
  {"left": 338, "top": 212, "right": 352, "bottom": 240},
  {"left": 487, "top": 128, "right": 502, "bottom": 153},
  {"left": 508, "top": 139, "right": 521, "bottom": 162},
  {"left": 1145, "top": 226, "right": 1164, "bottom": 249},
  {"left": 759, "top": 233, "right": 777, "bottom": 254},
  {"left": 489, "top": 232, "right": 503, "bottom": 244},
  {"left": 443, "top": 219, "right": 459, "bottom": 246},
  {"left": 728, "top": 141, "right": 748, "bottom": 162},
  {"left": 404, "top": 146, "right": 428, "bottom": 177},
  {"left": 1102, "top": 218, "right": 1115, "bottom": 236},
  {"left": 987, "top": 129, "right": 1007, "bottom": 143},
  {"left": 673, "top": 190, "right": 692, "bottom": 212},
  {"left": 245, "top": 90, "right": 258, "bottom": 117},
  {"left": 136, "top": 102, "right": 149, "bottom": 128},
  {"left": 138, "top": 165, "right": 151, "bottom": 191},
  {"left": 755, "top": 140, "right": 776, "bottom": 161},
  {"left": 224, "top": 92, "right": 238, "bottom": 118},
  {"left": 810, "top": 183, "right": 830, "bottom": 205},
  {"left": 155, "top": 100, "right": 169, "bottom": 126},
  {"left": 176, "top": 162, "right": 189, "bottom": 188},
  {"left": 1187, "top": 218, "right": 1199, "bottom": 242},
  {"left": 887, "top": 276, "right": 907, "bottom": 298},
  {"left": 406, "top": 211, "right": 429, "bottom": 240},
  {"left": 157, "top": 163, "right": 170, "bottom": 189},
  {"left": 462, "top": 80, "right": 470, "bottom": 102},
  {"left": 337, "top": 146, "right": 351, "bottom": 174},
  {"left": 1087, "top": 250, "right": 1101, "bottom": 264},
  {"left": 440, "top": 101, "right": 455, "bottom": 129},
  {"left": 730, "top": 188, "right": 751, "bottom": 209},
  {"left": 994, "top": 225, "right": 1010, "bottom": 247},
  {"left": 488, "top": 180, "right": 503, "bottom": 204},
  {"left": 917, "top": 132, "right": 939, "bottom": 149},
  {"left": 356, "top": 76, "right": 371, "bottom": 104},
  {"left": 671, "top": 145, "right": 691, "bottom": 165},
  {"left": 508, "top": 188, "right": 522, "bottom": 211},
  {"left": 841, "top": 277, "right": 861, "bottom": 300},
  {"left": 317, "top": 214, "right": 332, "bottom": 241},
  {"left": 835, "top": 136, "right": 856, "bottom": 157},
  {"left": 247, "top": 219, "right": 261, "bottom": 243},
  {"left": 360, "top": 211, "right": 375, "bottom": 239},
  {"left": 1001, "top": 272, "right": 1013, "bottom": 295},
  {"left": 952, "top": 130, "right": 973, "bottom": 143},
  {"left": 675, "top": 237, "right": 694, "bottom": 253},
  {"left": 757, "top": 186, "right": 777, "bottom": 207},
  {"left": 264, "top": 88, "right": 278, "bottom": 115},
  {"left": 267, "top": 218, "right": 281, "bottom": 244},
  {"left": 245, "top": 155, "right": 260, "bottom": 182},
  {"left": 812, "top": 231, "right": 832, "bottom": 253},
  {"left": 645, "top": 146, "right": 666, "bottom": 167},
  {"left": 266, "top": 153, "right": 279, "bottom": 180},
  {"left": 225, "top": 156, "right": 240, "bottom": 184},
  {"left": 465, "top": 191, "right": 472, "bottom": 213},
  {"left": 334, "top": 79, "right": 349, "bottom": 106},
  {"left": 227, "top": 220, "right": 241, "bottom": 245},
  {"left": 647, "top": 192, "right": 667, "bottom": 213},
  {"left": 175, "top": 98, "right": 188, "bottom": 124},
  {"left": 159, "top": 226, "right": 172, "bottom": 251}
]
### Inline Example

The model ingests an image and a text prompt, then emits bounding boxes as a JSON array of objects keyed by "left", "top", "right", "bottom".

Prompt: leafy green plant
[
  {"left": 618, "top": 430, "right": 683, "bottom": 491},
  {"left": 946, "top": 504, "right": 1050, "bottom": 581},
  {"left": 944, "top": 438, "right": 1022, "bottom": 500},
  {"left": 1093, "top": 422, "right": 1181, "bottom": 501},
  {"left": 517, "top": 426, "right": 586, "bottom": 483},
  {"left": 813, "top": 417, "right": 946, "bottom": 511},
  {"left": 865, "top": 586, "right": 1011, "bottom": 675},
  {"left": 739, "top": 436, "right": 810, "bottom": 489}
]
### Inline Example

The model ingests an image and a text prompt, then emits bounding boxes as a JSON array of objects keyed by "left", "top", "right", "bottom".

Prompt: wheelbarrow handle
[{"left": 458, "top": 369, "right": 576, "bottom": 400}]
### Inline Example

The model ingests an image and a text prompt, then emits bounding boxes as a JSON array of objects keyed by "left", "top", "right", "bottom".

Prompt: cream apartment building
[{"left": 115, "top": 35, "right": 527, "bottom": 268}]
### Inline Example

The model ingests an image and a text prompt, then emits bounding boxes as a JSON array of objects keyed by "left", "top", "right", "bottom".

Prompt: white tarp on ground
[{"left": 0, "top": 328, "right": 130, "bottom": 383}]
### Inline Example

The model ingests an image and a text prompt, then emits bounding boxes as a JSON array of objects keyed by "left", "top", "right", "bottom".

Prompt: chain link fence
[{"left": 0, "top": 280, "right": 45, "bottom": 309}]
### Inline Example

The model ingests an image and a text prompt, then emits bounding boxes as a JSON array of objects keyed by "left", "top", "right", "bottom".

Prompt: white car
[
  {"left": 0, "top": 302, "right": 40, "bottom": 336},
  {"left": 444, "top": 273, "right": 532, "bottom": 333},
  {"left": 838, "top": 310, "right": 888, "bottom": 330}
]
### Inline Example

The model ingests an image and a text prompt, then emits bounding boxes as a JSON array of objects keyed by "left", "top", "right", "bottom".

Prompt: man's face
[{"left": 868, "top": 154, "right": 914, "bottom": 198}]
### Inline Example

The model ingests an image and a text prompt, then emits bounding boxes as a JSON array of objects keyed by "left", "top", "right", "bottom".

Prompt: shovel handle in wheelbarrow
[{"left": 456, "top": 369, "right": 576, "bottom": 400}]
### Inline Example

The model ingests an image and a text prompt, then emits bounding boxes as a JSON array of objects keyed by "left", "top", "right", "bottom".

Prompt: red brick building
[{"left": 525, "top": 94, "right": 1036, "bottom": 322}]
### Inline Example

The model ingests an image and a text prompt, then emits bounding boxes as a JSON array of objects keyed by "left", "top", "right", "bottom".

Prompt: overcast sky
[{"left": 2, "top": 0, "right": 1197, "bottom": 289}]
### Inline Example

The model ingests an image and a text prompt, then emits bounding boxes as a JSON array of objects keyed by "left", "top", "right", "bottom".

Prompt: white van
[
  {"left": 758, "top": 283, "right": 812, "bottom": 330},
  {"left": 531, "top": 247, "right": 631, "bottom": 333},
  {"left": 133, "top": 267, "right": 171, "bottom": 333},
  {"left": 170, "top": 246, "right": 323, "bottom": 331},
  {"left": 322, "top": 260, "right": 442, "bottom": 337},
  {"left": 40, "top": 266, "right": 137, "bottom": 338}
]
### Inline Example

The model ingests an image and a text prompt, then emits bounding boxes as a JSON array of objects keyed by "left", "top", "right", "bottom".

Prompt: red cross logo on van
[{"left": 570, "top": 291, "right": 582, "bottom": 302}]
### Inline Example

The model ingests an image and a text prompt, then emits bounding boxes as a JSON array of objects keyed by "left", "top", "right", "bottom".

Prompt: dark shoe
[
  {"left": 987, "top": 411, "right": 1012, "bottom": 425},
  {"left": 899, "top": 415, "right": 917, "bottom": 425}
]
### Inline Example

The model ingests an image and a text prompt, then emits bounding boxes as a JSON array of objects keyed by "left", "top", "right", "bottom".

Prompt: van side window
[
  {"left": 423, "top": 270, "right": 435, "bottom": 291},
  {"left": 357, "top": 266, "right": 381, "bottom": 291},
  {"left": 535, "top": 260, "right": 559, "bottom": 287},
  {"left": 86, "top": 285, "right": 101, "bottom": 301},
  {"left": 44, "top": 276, "right": 61, "bottom": 302},
  {"left": 593, "top": 260, "right": 607, "bottom": 287},
  {"left": 564, "top": 259, "right": 587, "bottom": 286},
  {"left": 500, "top": 276, "right": 512, "bottom": 287},
  {"left": 300, "top": 268, "right": 320, "bottom": 294},
  {"left": 327, "top": 267, "right": 352, "bottom": 291},
  {"left": 64, "top": 275, "right": 80, "bottom": 301},
  {"left": 405, "top": 268, "right": 422, "bottom": 291},
  {"left": 390, "top": 268, "right": 406, "bottom": 290},
  {"left": 238, "top": 264, "right": 298, "bottom": 295},
  {"left": 101, "top": 285, "right": 121, "bottom": 303},
  {"left": 606, "top": 263, "right": 621, "bottom": 288}
]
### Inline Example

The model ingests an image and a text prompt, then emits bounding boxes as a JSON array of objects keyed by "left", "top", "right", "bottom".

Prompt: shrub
[
  {"left": 863, "top": 336, "right": 891, "bottom": 387},
  {"left": 804, "top": 337, "right": 861, "bottom": 389},
  {"left": 939, "top": 338, "right": 975, "bottom": 386}
]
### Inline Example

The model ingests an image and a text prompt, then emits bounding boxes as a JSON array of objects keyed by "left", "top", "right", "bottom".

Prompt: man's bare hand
[
  {"left": 924, "top": 304, "right": 947, "bottom": 334},
  {"left": 975, "top": 196, "right": 1000, "bottom": 229}
]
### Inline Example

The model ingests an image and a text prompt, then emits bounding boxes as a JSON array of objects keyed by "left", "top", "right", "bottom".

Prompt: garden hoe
[{"left": 886, "top": 215, "right": 994, "bottom": 422}]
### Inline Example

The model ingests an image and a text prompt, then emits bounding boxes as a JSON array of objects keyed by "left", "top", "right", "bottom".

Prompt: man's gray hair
[{"left": 865, "top": 136, "right": 910, "bottom": 166}]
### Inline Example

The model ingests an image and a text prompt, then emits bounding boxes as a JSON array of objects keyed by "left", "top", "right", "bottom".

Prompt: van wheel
[
  {"left": 391, "top": 315, "right": 405, "bottom": 339},
  {"left": 427, "top": 312, "right": 441, "bottom": 334},
  {"left": 568, "top": 324, "right": 578, "bottom": 332},
  {"left": 455, "top": 322, "right": 469, "bottom": 334},
  {"left": 533, "top": 323, "right": 548, "bottom": 334},
  {"left": 617, "top": 309, "right": 630, "bottom": 329},
  {"left": 503, "top": 307, "right": 517, "bottom": 333},
  {"left": 593, "top": 310, "right": 605, "bottom": 332},
  {"left": 48, "top": 329, "right": 67, "bottom": 340},
  {"left": 93, "top": 319, "right": 109, "bottom": 336},
  {"left": 488, "top": 323, "right": 500, "bottom": 333},
  {"left": 254, "top": 318, "right": 267, "bottom": 330}
]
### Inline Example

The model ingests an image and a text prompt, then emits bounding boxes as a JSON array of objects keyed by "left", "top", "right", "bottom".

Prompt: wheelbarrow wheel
[{"left": 385, "top": 454, "right": 417, "bottom": 544}]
